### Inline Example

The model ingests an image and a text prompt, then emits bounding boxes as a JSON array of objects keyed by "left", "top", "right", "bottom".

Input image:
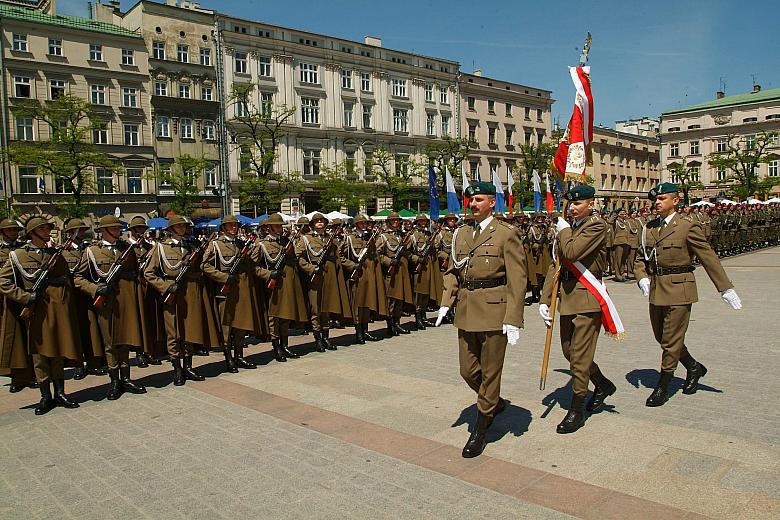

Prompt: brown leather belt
[
  {"left": 463, "top": 277, "right": 506, "bottom": 290},
  {"left": 652, "top": 265, "right": 695, "bottom": 275}
]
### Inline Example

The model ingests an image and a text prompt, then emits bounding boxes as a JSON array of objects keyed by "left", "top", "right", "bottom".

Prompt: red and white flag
[
  {"left": 461, "top": 164, "right": 471, "bottom": 211},
  {"left": 553, "top": 66, "right": 594, "bottom": 183},
  {"left": 545, "top": 171, "right": 554, "bottom": 213}
]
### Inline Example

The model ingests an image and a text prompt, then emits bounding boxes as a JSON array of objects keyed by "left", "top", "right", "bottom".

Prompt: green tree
[
  {"left": 315, "top": 162, "right": 374, "bottom": 212},
  {"left": 516, "top": 142, "right": 557, "bottom": 208},
  {"left": 424, "top": 136, "right": 477, "bottom": 192},
  {"left": 368, "top": 146, "right": 425, "bottom": 211},
  {"left": 4, "top": 93, "right": 117, "bottom": 218},
  {"left": 708, "top": 132, "right": 779, "bottom": 200},
  {"left": 239, "top": 170, "right": 304, "bottom": 217},
  {"left": 155, "top": 154, "right": 211, "bottom": 216},
  {"left": 666, "top": 161, "right": 704, "bottom": 206}
]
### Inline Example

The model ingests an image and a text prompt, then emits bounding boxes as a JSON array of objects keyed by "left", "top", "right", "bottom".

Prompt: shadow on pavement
[
  {"left": 625, "top": 368, "right": 723, "bottom": 396},
  {"left": 452, "top": 401, "right": 532, "bottom": 443}
]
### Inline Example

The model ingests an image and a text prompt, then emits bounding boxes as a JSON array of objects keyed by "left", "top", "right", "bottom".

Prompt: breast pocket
[{"left": 474, "top": 245, "right": 502, "bottom": 275}]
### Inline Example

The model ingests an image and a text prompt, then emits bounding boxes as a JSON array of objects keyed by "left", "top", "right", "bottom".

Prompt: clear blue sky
[{"left": 61, "top": 0, "right": 779, "bottom": 127}]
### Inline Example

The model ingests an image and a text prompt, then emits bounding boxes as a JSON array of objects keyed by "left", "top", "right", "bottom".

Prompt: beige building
[
  {"left": 0, "top": 2, "right": 156, "bottom": 218},
  {"left": 660, "top": 86, "right": 780, "bottom": 199},
  {"left": 458, "top": 71, "right": 553, "bottom": 187},
  {"left": 615, "top": 117, "right": 659, "bottom": 138},
  {"left": 590, "top": 126, "right": 661, "bottom": 210}
]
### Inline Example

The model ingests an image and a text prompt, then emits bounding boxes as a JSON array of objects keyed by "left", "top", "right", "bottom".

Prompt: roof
[
  {"left": 662, "top": 87, "right": 780, "bottom": 117},
  {"left": 0, "top": 4, "right": 142, "bottom": 39}
]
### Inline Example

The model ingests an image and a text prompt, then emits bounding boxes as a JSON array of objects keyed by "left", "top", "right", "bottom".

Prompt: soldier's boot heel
[
  {"left": 34, "top": 383, "right": 56, "bottom": 416},
  {"left": 223, "top": 345, "right": 239, "bottom": 373},
  {"left": 362, "top": 323, "right": 380, "bottom": 342},
  {"left": 415, "top": 312, "right": 427, "bottom": 330},
  {"left": 313, "top": 332, "right": 327, "bottom": 352},
  {"left": 355, "top": 325, "right": 365, "bottom": 344},
  {"left": 386, "top": 320, "right": 398, "bottom": 338},
  {"left": 106, "top": 369, "right": 124, "bottom": 401},
  {"left": 323, "top": 329, "right": 336, "bottom": 350},
  {"left": 557, "top": 394, "right": 586, "bottom": 434},
  {"left": 171, "top": 357, "right": 185, "bottom": 386},
  {"left": 135, "top": 352, "right": 149, "bottom": 368},
  {"left": 394, "top": 318, "right": 410, "bottom": 335},
  {"left": 72, "top": 364, "right": 88, "bottom": 380},
  {"left": 646, "top": 370, "right": 673, "bottom": 407},
  {"left": 234, "top": 346, "right": 257, "bottom": 369},
  {"left": 120, "top": 367, "right": 147, "bottom": 394},
  {"left": 681, "top": 355, "right": 707, "bottom": 395},
  {"left": 52, "top": 379, "right": 79, "bottom": 409},
  {"left": 271, "top": 340, "right": 287, "bottom": 362},
  {"left": 280, "top": 338, "right": 299, "bottom": 359},
  {"left": 462, "top": 412, "right": 491, "bottom": 458},
  {"left": 586, "top": 373, "right": 617, "bottom": 412},
  {"left": 183, "top": 355, "right": 205, "bottom": 381}
]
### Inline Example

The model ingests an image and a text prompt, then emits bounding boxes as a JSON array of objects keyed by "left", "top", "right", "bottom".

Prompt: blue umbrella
[{"left": 147, "top": 217, "right": 169, "bottom": 229}]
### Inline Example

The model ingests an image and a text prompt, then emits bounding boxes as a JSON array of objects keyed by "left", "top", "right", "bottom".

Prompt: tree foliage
[
  {"left": 315, "top": 161, "right": 375, "bottom": 212},
  {"left": 368, "top": 146, "right": 426, "bottom": 211},
  {"left": 424, "top": 136, "right": 477, "bottom": 189},
  {"left": 708, "top": 131, "right": 779, "bottom": 200},
  {"left": 238, "top": 170, "right": 304, "bottom": 216},
  {"left": 155, "top": 154, "right": 211, "bottom": 216},
  {"left": 665, "top": 162, "right": 703, "bottom": 206}
]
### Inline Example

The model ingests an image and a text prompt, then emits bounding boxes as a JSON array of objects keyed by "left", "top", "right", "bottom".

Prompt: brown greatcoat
[
  {"left": 0, "top": 240, "right": 35, "bottom": 380},
  {"left": 252, "top": 235, "right": 308, "bottom": 324},
  {"left": 62, "top": 242, "right": 104, "bottom": 360},
  {"left": 72, "top": 241, "right": 144, "bottom": 349},
  {"left": 525, "top": 223, "right": 551, "bottom": 283},
  {"left": 296, "top": 232, "right": 354, "bottom": 321},
  {"left": 410, "top": 229, "right": 443, "bottom": 304},
  {"left": 130, "top": 237, "right": 167, "bottom": 358},
  {"left": 438, "top": 227, "right": 455, "bottom": 271},
  {"left": 0, "top": 244, "right": 82, "bottom": 366},
  {"left": 339, "top": 231, "right": 388, "bottom": 318},
  {"left": 202, "top": 236, "right": 269, "bottom": 339},
  {"left": 378, "top": 231, "right": 415, "bottom": 305}
]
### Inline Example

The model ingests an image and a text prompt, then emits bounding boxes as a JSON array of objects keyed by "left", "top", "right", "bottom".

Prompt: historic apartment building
[
  {"left": 458, "top": 71, "right": 553, "bottom": 185},
  {"left": 0, "top": 2, "right": 155, "bottom": 218},
  {"left": 590, "top": 125, "right": 661, "bottom": 210},
  {"left": 660, "top": 86, "right": 780, "bottom": 200}
]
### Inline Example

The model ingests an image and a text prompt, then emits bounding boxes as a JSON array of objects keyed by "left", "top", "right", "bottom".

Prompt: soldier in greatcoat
[
  {"left": 409, "top": 214, "right": 443, "bottom": 330},
  {"left": 378, "top": 212, "right": 415, "bottom": 337}
]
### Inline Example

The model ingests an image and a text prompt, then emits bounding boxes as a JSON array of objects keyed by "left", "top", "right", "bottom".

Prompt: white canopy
[
  {"left": 325, "top": 210, "right": 353, "bottom": 221},
  {"left": 690, "top": 200, "right": 714, "bottom": 207},
  {"left": 747, "top": 198, "right": 764, "bottom": 205},
  {"left": 718, "top": 199, "right": 738, "bottom": 205},
  {"left": 765, "top": 197, "right": 780, "bottom": 204}
]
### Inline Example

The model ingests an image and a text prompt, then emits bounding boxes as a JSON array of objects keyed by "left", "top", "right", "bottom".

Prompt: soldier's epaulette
[
  {"left": 497, "top": 220, "right": 515, "bottom": 230},
  {"left": 589, "top": 215, "right": 600, "bottom": 223},
  {"left": 680, "top": 215, "right": 694, "bottom": 222}
]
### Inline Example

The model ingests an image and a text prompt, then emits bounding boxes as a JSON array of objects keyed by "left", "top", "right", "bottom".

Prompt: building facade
[
  {"left": 615, "top": 117, "right": 659, "bottom": 138},
  {"left": 660, "top": 86, "right": 780, "bottom": 200}
]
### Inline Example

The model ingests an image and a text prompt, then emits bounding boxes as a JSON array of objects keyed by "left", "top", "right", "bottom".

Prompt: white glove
[
  {"left": 435, "top": 306, "right": 450, "bottom": 326},
  {"left": 555, "top": 218, "right": 571, "bottom": 234},
  {"left": 502, "top": 323, "right": 520, "bottom": 346},
  {"left": 538, "top": 303, "right": 552, "bottom": 327},
  {"left": 721, "top": 288, "right": 742, "bottom": 310},
  {"left": 638, "top": 278, "right": 650, "bottom": 297}
]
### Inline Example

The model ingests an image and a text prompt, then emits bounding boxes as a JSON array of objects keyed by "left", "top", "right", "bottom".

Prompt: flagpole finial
[{"left": 579, "top": 32, "right": 592, "bottom": 67}]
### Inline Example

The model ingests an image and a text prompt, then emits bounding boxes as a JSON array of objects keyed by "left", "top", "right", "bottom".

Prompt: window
[
  {"left": 467, "top": 96, "right": 475, "bottom": 110},
  {"left": 440, "top": 86, "right": 449, "bottom": 105},
  {"left": 238, "top": 146, "right": 251, "bottom": 173},
  {"left": 669, "top": 143, "right": 679, "bottom": 157},
  {"left": 689, "top": 166, "right": 700, "bottom": 182},
  {"left": 200, "top": 48, "right": 211, "bottom": 66},
  {"left": 16, "top": 117, "right": 33, "bottom": 141},
  {"left": 259, "top": 56, "right": 272, "bottom": 77},
  {"left": 425, "top": 83, "right": 433, "bottom": 102},
  {"left": 260, "top": 92, "right": 273, "bottom": 116},
  {"left": 13, "top": 34, "right": 28, "bottom": 52},
  {"left": 690, "top": 140, "right": 700, "bottom": 155},
  {"left": 89, "top": 44, "right": 103, "bottom": 61},
  {"left": 505, "top": 127, "right": 513, "bottom": 146},
  {"left": 179, "top": 83, "right": 191, "bottom": 99},
  {"left": 487, "top": 99, "right": 495, "bottom": 114},
  {"left": 204, "top": 165, "right": 217, "bottom": 187},
  {"left": 121, "top": 48, "right": 135, "bottom": 65},
  {"left": 300, "top": 63, "right": 319, "bottom": 84},
  {"left": 235, "top": 100, "right": 248, "bottom": 117},
  {"left": 362, "top": 105, "right": 372, "bottom": 129},
  {"left": 48, "top": 38, "right": 62, "bottom": 56},
  {"left": 345, "top": 151, "right": 356, "bottom": 177},
  {"left": 395, "top": 154, "right": 409, "bottom": 176},
  {"left": 716, "top": 138, "right": 727, "bottom": 153},
  {"left": 393, "top": 108, "right": 408, "bottom": 133},
  {"left": 441, "top": 115, "right": 450, "bottom": 137},
  {"left": 19, "top": 166, "right": 38, "bottom": 193},
  {"left": 505, "top": 103, "right": 512, "bottom": 116},
  {"left": 180, "top": 118, "right": 193, "bottom": 139},
  {"left": 49, "top": 79, "right": 65, "bottom": 100},
  {"left": 426, "top": 113, "right": 435, "bottom": 136},
  {"left": 468, "top": 124, "right": 476, "bottom": 141},
  {"left": 769, "top": 160, "right": 779, "bottom": 177},
  {"left": 470, "top": 161, "right": 479, "bottom": 180},
  {"left": 156, "top": 116, "right": 170, "bottom": 138},
  {"left": 96, "top": 168, "right": 113, "bottom": 194},
  {"left": 341, "top": 69, "right": 352, "bottom": 89},
  {"left": 152, "top": 41, "right": 165, "bottom": 60},
  {"left": 122, "top": 87, "right": 137, "bottom": 107},
  {"left": 770, "top": 133, "right": 779, "bottom": 146},
  {"left": 525, "top": 131, "right": 532, "bottom": 144},
  {"left": 343, "top": 102, "right": 354, "bottom": 128},
  {"left": 717, "top": 168, "right": 727, "bottom": 181},
  {"left": 14, "top": 76, "right": 31, "bottom": 98},
  {"left": 235, "top": 51, "right": 248, "bottom": 73},
  {"left": 202, "top": 120, "right": 215, "bottom": 140},
  {"left": 745, "top": 135, "right": 756, "bottom": 150},
  {"left": 177, "top": 44, "right": 189, "bottom": 63},
  {"left": 537, "top": 109, "right": 543, "bottom": 122},
  {"left": 301, "top": 97, "right": 320, "bottom": 124},
  {"left": 303, "top": 149, "right": 321, "bottom": 176},
  {"left": 488, "top": 126, "right": 496, "bottom": 145},
  {"left": 524, "top": 106, "right": 531, "bottom": 120},
  {"left": 201, "top": 85, "right": 213, "bottom": 101},
  {"left": 124, "top": 124, "right": 139, "bottom": 146},
  {"left": 92, "top": 127, "right": 108, "bottom": 144},
  {"left": 154, "top": 81, "right": 167, "bottom": 96},
  {"left": 127, "top": 168, "right": 142, "bottom": 194},
  {"left": 391, "top": 78, "right": 407, "bottom": 98},
  {"left": 361, "top": 72, "right": 371, "bottom": 92},
  {"left": 55, "top": 178, "right": 72, "bottom": 194}
]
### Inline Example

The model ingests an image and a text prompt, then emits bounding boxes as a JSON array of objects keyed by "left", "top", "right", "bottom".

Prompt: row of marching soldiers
[{"left": 0, "top": 209, "right": 457, "bottom": 415}]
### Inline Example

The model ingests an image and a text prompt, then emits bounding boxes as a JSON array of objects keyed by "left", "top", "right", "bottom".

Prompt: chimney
[
  {"left": 364, "top": 36, "right": 382, "bottom": 47},
  {"left": 473, "top": 69, "right": 482, "bottom": 77},
  {"left": 716, "top": 91, "right": 725, "bottom": 99},
  {"left": 753, "top": 84, "right": 761, "bottom": 93}
]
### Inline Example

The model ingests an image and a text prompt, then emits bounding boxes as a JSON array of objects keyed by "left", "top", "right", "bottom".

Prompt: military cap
[
  {"left": 265, "top": 213, "right": 285, "bottom": 226},
  {"left": 331, "top": 218, "right": 343, "bottom": 226},
  {"left": 25, "top": 216, "right": 52, "bottom": 235},
  {"left": 533, "top": 212, "right": 545, "bottom": 219},
  {"left": 221, "top": 215, "right": 239, "bottom": 227},
  {"left": 129, "top": 216, "right": 148, "bottom": 229},
  {"left": 564, "top": 185, "right": 596, "bottom": 201},
  {"left": 98, "top": 215, "right": 122, "bottom": 229},
  {"left": 462, "top": 213, "right": 475, "bottom": 223},
  {"left": 0, "top": 218, "right": 22, "bottom": 231},
  {"left": 386, "top": 211, "right": 402, "bottom": 221},
  {"left": 414, "top": 213, "right": 429, "bottom": 222},
  {"left": 443, "top": 213, "right": 458, "bottom": 220},
  {"left": 648, "top": 182, "right": 678, "bottom": 200},
  {"left": 63, "top": 218, "right": 89, "bottom": 232},
  {"left": 353, "top": 214, "right": 371, "bottom": 224},
  {"left": 310, "top": 212, "right": 328, "bottom": 224},
  {"left": 166, "top": 215, "right": 188, "bottom": 228},
  {"left": 464, "top": 181, "right": 496, "bottom": 197},
  {"left": 296, "top": 216, "right": 310, "bottom": 225}
]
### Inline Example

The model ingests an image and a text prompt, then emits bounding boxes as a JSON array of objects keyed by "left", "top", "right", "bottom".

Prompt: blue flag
[
  {"left": 428, "top": 165, "right": 440, "bottom": 221},
  {"left": 555, "top": 179, "right": 563, "bottom": 211}
]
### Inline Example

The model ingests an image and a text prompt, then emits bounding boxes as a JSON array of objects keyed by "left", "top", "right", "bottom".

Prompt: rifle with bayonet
[
  {"left": 349, "top": 229, "right": 379, "bottom": 282},
  {"left": 414, "top": 224, "right": 442, "bottom": 274},
  {"left": 93, "top": 238, "right": 143, "bottom": 310},
  {"left": 162, "top": 234, "right": 214, "bottom": 305},
  {"left": 387, "top": 229, "right": 414, "bottom": 274},
  {"left": 219, "top": 234, "right": 257, "bottom": 295},
  {"left": 19, "top": 236, "right": 75, "bottom": 322},
  {"left": 309, "top": 234, "right": 335, "bottom": 284},
  {"left": 267, "top": 228, "right": 300, "bottom": 290}
]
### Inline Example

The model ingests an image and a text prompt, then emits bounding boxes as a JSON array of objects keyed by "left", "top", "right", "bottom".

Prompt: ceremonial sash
[{"left": 562, "top": 259, "right": 625, "bottom": 339}]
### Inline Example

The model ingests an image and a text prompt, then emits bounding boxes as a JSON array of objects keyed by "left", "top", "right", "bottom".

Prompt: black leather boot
[
  {"left": 362, "top": 323, "right": 380, "bottom": 342},
  {"left": 135, "top": 351, "right": 149, "bottom": 368},
  {"left": 147, "top": 355, "right": 162, "bottom": 366},
  {"left": 386, "top": 319, "right": 398, "bottom": 338},
  {"left": 462, "top": 412, "right": 491, "bottom": 458},
  {"left": 194, "top": 347, "right": 210, "bottom": 357},
  {"left": 34, "top": 382, "right": 55, "bottom": 416},
  {"left": 272, "top": 340, "right": 287, "bottom": 362},
  {"left": 586, "top": 370, "right": 617, "bottom": 412},
  {"left": 72, "top": 364, "right": 87, "bottom": 380},
  {"left": 394, "top": 318, "right": 410, "bottom": 335},
  {"left": 646, "top": 370, "right": 673, "bottom": 407},
  {"left": 183, "top": 355, "right": 205, "bottom": 381},
  {"left": 234, "top": 345, "right": 257, "bottom": 369},
  {"left": 171, "top": 357, "right": 185, "bottom": 386},
  {"left": 680, "top": 352, "right": 707, "bottom": 395},
  {"left": 314, "top": 331, "right": 327, "bottom": 352},
  {"left": 52, "top": 379, "right": 79, "bottom": 409},
  {"left": 415, "top": 312, "right": 427, "bottom": 330},
  {"left": 106, "top": 369, "right": 124, "bottom": 401},
  {"left": 355, "top": 325, "right": 365, "bottom": 344},
  {"left": 557, "top": 394, "right": 586, "bottom": 434},
  {"left": 120, "top": 366, "right": 147, "bottom": 394},
  {"left": 87, "top": 365, "right": 108, "bottom": 376},
  {"left": 323, "top": 329, "right": 336, "bottom": 350},
  {"left": 223, "top": 344, "right": 239, "bottom": 373},
  {"left": 280, "top": 337, "right": 299, "bottom": 359}
]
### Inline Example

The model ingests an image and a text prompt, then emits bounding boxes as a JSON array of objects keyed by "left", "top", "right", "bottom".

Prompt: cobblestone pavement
[{"left": 1, "top": 248, "right": 778, "bottom": 519}]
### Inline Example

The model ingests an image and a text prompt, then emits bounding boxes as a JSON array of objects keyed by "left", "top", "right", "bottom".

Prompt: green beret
[
  {"left": 464, "top": 181, "right": 496, "bottom": 197},
  {"left": 564, "top": 185, "right": 595, "bottom": 201},
  {"left": 648, "top": 182, "right": 678, "bottom": 200}
]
